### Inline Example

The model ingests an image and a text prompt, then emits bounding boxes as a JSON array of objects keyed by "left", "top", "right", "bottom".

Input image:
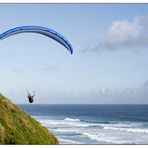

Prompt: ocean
[{"left": 18, "top": 104, "right": 148, "bottom": 144}]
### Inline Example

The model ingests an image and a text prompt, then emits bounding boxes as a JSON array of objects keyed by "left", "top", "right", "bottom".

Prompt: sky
[{"left": 0, "top": 4, "right": 148, "bottom": 104}]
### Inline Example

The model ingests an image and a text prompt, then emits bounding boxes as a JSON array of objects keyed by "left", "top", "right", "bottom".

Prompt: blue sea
[{"left": 18, "top": 104, "right": 148, "bottom": 144}]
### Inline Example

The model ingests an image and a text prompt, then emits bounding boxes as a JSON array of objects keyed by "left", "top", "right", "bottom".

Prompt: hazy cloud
[
  {"left": 41, "top": 66, "right": 60, "bottom": 72},
  {"left": 83, "top": 15, "right": 148, "bottom": 53},
  {"left": 77, "top": 80, "right": 148, "bottom": 104},
  {"left": 11, "top": 69, "right": 23, "bottom": 73},
  {"left": 143, "top": 80, "right": 148, "bottom": 87}
]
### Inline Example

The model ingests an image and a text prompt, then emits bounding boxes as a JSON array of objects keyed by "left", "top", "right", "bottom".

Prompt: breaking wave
[
  {"left": 64, "top": 118, "right": 81, "bottom": 122},
  {"left": 103, "top": 126, "right": 148, "bottom": 134}
]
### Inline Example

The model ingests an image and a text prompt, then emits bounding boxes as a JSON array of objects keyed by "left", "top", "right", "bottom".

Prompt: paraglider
[
  {"left": 0, "top": 26, "right": 73, "bottom": 103},
  {"left": 0, "top": 26, "right": 73, "bottom": 54},
  {"left": 27, "top": 91, "right": 35, "bottom": 103}
]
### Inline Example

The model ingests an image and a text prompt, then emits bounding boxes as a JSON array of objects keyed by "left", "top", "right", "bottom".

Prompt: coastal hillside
[{"left": 0, "top": 93, "right": 59, "bottom": 144}]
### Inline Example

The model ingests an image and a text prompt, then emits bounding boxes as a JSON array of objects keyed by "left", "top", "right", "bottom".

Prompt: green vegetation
[{"left": 0, "top": 93, "right": 59, "bottom": 144}]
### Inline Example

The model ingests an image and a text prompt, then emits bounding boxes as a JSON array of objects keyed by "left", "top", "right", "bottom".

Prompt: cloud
[
  {"left": 83, "top": 15, "right": 148, "bottom": 53},
  {"left": 41, "top": 66, "right": 60, "bottom": 72}
]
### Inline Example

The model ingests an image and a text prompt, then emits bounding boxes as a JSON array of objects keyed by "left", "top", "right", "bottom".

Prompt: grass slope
[{"left": 0, "top": 93, "right": 59, "bottom": 144}]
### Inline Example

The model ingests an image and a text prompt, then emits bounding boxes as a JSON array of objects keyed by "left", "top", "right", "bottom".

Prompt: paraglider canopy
[
  {"left": 0, "top": 26, "right": 73, "bottom": 54},
  {"left": 0, "top": 26, "right": 73, "bottom": 103}
]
